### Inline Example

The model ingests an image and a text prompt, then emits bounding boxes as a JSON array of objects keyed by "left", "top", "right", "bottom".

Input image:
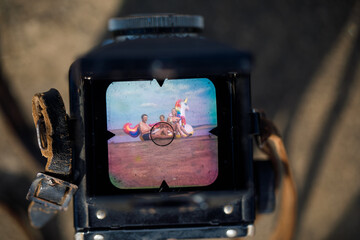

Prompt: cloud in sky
[
  {"left": 184, "top": 87, "right": 210, "bottom": 96},
  {"left": 140, "top": 102, "right": 157, "bottom": 107}
]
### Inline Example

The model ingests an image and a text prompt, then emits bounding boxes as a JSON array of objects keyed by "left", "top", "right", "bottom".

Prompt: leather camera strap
[
  {"left": 31, "top": 89, "right": 72, "bottom": 175},
  {"left": 27, "top": 89, "right": 77, "bottom": 228},
  {"left": 255, "top": 111, "right": 297, "bottom": 240}
]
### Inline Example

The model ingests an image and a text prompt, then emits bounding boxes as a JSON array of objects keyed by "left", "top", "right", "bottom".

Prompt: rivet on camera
[
  {"left": 226, "top": 229, "right": 237, "bottom": 238},
  {"left": 93, "top": 234, "right": 104, "bottom": 240},
  {"left": 223, "top": 205, "right": 234, "bottom": 214},
  {"left": 96, "top": 210, "right": 106, "bottom": 220}
]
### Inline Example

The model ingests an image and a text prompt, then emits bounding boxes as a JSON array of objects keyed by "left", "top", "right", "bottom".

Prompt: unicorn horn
[{"left": 184, "top": 98, "right": 188, "bottom": 103}]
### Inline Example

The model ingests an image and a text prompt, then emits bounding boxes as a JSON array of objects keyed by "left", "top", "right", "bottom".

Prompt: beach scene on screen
[{"left": 106, "top": 78, "right": 218, "bottom": 189}]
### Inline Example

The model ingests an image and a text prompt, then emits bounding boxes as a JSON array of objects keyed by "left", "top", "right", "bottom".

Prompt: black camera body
[{"left": 67, "top": 15, "right": 269, "bottom": 240}]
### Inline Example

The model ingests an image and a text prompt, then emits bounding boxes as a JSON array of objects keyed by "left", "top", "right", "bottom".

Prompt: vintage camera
[{"left": 27, "top": 14, "right": 276, "bottom": 240}]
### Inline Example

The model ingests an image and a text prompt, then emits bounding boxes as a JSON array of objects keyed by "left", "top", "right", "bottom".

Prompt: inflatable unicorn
[
  {"left": 174, "top": 98, "right": 194, "bottom": 137},
  {"left": 123, "top": 98, "right": 194, "bottom": 140}
]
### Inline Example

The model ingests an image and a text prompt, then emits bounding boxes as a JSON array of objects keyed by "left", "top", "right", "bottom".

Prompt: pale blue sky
[{"left": 106, "top": 78, "right": 217, "bottom": 130}]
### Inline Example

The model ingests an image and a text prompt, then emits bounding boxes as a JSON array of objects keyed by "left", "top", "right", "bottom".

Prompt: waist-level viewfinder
[
  {"left": 27, "top": 14, "right": 279, "bottom": 240},
  {"left": 71, "top": 14, "right": 257, "bottom": 240}
]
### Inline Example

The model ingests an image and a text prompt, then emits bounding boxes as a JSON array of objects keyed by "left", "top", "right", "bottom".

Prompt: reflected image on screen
[{"left": 106, "top": 78, "right": 218, "bottom": 189}]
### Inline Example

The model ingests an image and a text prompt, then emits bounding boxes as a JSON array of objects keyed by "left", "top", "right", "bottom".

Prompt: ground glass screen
[{"left": 106, "top": 78, "right": 218, "bottom": 189}]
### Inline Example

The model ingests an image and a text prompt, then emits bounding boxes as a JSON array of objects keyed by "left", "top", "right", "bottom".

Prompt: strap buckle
[{"left": 27, "top": 173, "right": 77, "bottom": 211}]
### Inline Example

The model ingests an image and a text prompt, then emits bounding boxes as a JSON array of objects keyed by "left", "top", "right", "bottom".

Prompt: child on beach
[
  {"left": 168, "top": 108, "right": 189, "bottom": 137},
  {"left": 159, "top": 114, "right": 173, "bottom": 135}
]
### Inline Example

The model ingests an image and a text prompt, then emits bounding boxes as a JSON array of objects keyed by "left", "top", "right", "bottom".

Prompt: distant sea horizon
[{"left": 108, "top": 124, "right": 217, "bottom": 143}]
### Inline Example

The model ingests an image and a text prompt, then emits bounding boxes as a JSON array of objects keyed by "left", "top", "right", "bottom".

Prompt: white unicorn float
[{"left": 173, "top": 98, "right": 194, "bottom": 138}]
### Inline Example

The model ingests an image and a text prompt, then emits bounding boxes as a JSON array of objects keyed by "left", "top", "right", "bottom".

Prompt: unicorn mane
[
  {"left": 175, "top": 99, "right": 182, "bottom": 117},
  {"left": 175, "top": 98, "right": 189, "bottom": 126}
]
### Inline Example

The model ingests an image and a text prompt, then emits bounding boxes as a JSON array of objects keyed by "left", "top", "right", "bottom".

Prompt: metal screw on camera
[
  {"left": 96, "top": 210, "right": 106, "bottom": 220},
  {"left": 93, "top": 234, "right": 104, "bottom": 240},
  {"left": 226, "top": 229, "right": 237, "bottom": 238},
  {"left": 223, "top": 205, "right": 234, "bottom": 214}
]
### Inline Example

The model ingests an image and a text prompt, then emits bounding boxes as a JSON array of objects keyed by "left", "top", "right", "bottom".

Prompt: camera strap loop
[
  {"left": 254, "top": 111, "right": 297, "bottom": 240},
  {"left": 31, "top": 88, "right": 72, "bottom": 175},
  {"left": 27, "top": 89, "right": 76, "bottom": 228}
]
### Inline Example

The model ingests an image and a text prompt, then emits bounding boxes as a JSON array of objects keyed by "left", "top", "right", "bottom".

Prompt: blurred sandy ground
[{"left": 0, "top": 0, "right": 359, "bottom": 239}]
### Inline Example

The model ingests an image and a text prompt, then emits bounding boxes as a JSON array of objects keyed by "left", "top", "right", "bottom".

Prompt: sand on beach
[{"left": 108, "top": 135, "right": 218, "bottom": 189}]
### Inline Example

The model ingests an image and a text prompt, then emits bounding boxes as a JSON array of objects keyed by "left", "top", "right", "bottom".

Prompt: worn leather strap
[
  {"left": 28, "top": 89, "right": 76, "bottom": 228},
  {"left": 32, "top": 88, "right": 72, "bottom": 175},
  {"left": 266, "top": 134, "right": 297, "bottom": 240},
  {"left": 255, "top": 111, "right": 297, "bottom": 240}
]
